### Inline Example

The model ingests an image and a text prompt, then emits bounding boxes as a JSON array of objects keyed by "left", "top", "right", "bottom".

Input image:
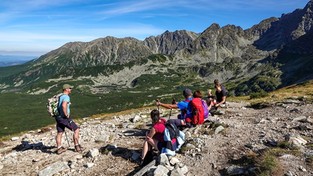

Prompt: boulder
[{"left": 38, "top": 162, "right": 69, "bottom": 176}]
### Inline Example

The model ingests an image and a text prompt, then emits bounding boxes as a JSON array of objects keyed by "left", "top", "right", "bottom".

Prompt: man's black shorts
[{"left": 55, "top": 116, "right": 79, "bottom": 132}]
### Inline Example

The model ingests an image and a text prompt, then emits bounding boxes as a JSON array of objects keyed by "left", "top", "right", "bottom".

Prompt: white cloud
[{"left": 99, "top": 0, "right": 173, "bottom": 16}]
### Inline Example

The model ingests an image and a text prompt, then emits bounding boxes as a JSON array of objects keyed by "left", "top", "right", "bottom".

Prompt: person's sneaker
[
  {"left": 75, "top": 144, "right": 85, "bottom": 153},
  {"left": 56, "top": 147, "right": 67, "bottom": 154}
]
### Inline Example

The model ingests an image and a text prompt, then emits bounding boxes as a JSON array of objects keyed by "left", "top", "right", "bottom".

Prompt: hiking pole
[
  {"left": 64, "top": 129, "right": 71, "bottom": 148},
  {"left": 169, "top": 98, "right": 176, "bottom": 120},
  {"left": 156, "top": 99, "right": 160, "bottom": 111},
  {"left": 169, "top": 109, "right": 172, "bottom": 119}
]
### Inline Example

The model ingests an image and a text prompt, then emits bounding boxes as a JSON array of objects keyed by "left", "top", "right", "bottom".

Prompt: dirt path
[{"left": 0, "top": 100, "right": 313, "bottom": 175}]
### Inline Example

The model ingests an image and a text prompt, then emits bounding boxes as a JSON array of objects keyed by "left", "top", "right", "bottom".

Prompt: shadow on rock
[
  {"left": 100, "top": 144, "right": 141, "bottom": 162},
  {"left": 123, "top": 129, "right": 147, "bottom": 137}
]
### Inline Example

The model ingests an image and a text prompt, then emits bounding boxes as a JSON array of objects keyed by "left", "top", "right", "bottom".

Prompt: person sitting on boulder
[
  {"left": 185, "top": 90, "right": 205, "bottom": 126},
  {"left": 140, "top": 109, "right": 167, "bottom": 164},
  {"left": 206, "top": 89, "right": 217, "bottom": 108},
  {"left": 208, "top": 95, "right": 218, "bottom": 115}
]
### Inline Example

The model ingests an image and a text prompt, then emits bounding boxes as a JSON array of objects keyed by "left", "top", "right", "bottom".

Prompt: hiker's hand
[
  {"left": 155, "top": 99, "right": 161, "bottom": 106},
  {"left": 146, "top": 136, "right": 154, "bottom": 143}
]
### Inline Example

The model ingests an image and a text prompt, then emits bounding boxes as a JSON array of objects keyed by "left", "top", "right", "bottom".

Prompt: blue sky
[{"left": 0, "top": 0, "right": 309, "bottom": 57}]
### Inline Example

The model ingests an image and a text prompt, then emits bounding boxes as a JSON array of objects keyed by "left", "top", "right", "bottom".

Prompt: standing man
[{"left": 55, "top": 84, "right": 84, "bottom": 154}]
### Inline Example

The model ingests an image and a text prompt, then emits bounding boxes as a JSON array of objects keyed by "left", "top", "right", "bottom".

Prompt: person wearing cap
[
  {"left": 156, "top": 88, "right": 193, "bottom": 126},
  {"left": 55, "top": 84, "right": 84, "bottom": 154}
]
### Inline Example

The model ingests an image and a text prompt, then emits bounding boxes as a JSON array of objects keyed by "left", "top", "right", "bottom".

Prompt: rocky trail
[{"left": 1, "top": 98, "right": 313, "bottom": 176}]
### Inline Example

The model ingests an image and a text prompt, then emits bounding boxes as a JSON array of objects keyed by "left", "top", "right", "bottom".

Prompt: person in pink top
[{"left": 141, "top": 109, "right": 166, "bottom": 162}]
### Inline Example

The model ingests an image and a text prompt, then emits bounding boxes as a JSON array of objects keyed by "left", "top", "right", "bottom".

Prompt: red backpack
[{"left": 189, "top": 98, "right": 204, "bottom": 125}]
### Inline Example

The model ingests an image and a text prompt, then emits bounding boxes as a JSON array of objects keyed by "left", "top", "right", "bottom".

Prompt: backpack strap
[
  {"left": 57, "top": 93, "right": 64, "bottom": 116},
  {"left": 184, "top": 99, "right": 191, "bottom": 103}
]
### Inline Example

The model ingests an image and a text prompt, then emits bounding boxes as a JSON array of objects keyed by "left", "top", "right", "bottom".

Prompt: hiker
[
  {"left": 141, "top": 109, "right": 167, "bottom": 162},
  {"left": 207, "top": 89, "right": 213, "bottom": 97},
  {"left": 214, "top": 79, "right": 227, "bottom": 108},
  {"left": 55, "top": 84, "right": 84, "bottom": 154},
  {"left": 206, "top": 95, "right": 217, "bottom": 115},
  {"left": 155, "top": 88, "right": 193, "bottom": 126},
  {"left": 185, "top": 90, "right": 205, "bottom": 125},
  {"left": 206, "top": 89, "right": 217, "bottom": 109}
]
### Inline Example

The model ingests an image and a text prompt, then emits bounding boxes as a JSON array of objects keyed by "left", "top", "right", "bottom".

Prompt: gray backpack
[{"left": 47, "top": 93, "right": 63, "bottom": 117}]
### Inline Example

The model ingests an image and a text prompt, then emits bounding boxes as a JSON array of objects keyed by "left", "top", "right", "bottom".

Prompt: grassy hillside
[
  {"left": 229, "top": 80, "right": 313, "bottom": 104},
  {"left": 0, "top": 71, "right": 209, "bottom": 139},
  {"left": 1, "top": 70, "right": 313, "bottom": 139}
]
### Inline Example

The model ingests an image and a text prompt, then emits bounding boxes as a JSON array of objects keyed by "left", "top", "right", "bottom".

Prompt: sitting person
[
  {"left": 205, "top": 89, "right": 217, "bottom": 109},
  {"left": 214, "top": 79, "right": 227, "bottom": 108},
  {"left": 206, "top": 95, "right": 218, "bottom": 116},
  {"left": 185, "top": 90, "right": 205, "bottom": 125},
  {"left": 207, "top": 89, "right": 213, "bottom": 97},
  {"left": 156, "top": 88, "right": 193, "bottom": 127},
  {"left": 140, "top": 109, "right": 167, "bottom": 164}
]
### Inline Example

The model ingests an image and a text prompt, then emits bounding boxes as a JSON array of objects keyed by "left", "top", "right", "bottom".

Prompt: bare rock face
[
  {"left": 144, "top": 30, "right": 198, "bottom": 55},
  {"left": 39, "top": 36, "right": 153, "bottom": 67},
  {"left": 253, "top": 0, "right": 313, "bottom": 51}
]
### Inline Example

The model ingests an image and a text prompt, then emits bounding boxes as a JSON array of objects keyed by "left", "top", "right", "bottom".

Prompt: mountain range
[{"left": 1, "top": 1, "right": 313, "bottom": 96}]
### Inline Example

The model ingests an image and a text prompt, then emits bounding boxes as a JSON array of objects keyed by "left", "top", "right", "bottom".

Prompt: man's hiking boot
[
  {"left": 56, "top": 147, "right": 67, "bottom": 154},
  {"left": 75, "top": 144, "right": 84, "bottom": 153}
]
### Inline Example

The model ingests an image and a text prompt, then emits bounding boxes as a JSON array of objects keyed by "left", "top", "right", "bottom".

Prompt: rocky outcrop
[
  {"left": 254, "top": 0, "right": 313, "bottom": 51},
  {"left": 37, "top": 37, "right": 153, "bottom": 67},
  {"left": 144, "top": 30, "right": 198, "bottom": 55}
]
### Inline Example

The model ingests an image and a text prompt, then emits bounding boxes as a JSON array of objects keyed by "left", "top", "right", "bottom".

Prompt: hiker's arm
[
  {"left": 146, "top": 127, "right": 156, "bottom": 138},
  {"left": 207, "top": 102, "right": 213, "bottom": 110},
  {"left": 156, "top": 102, "right": 177, "bottom": 109},
  {"left": 206, "top": 99, "right": 213, "bottom": 110},
  {"left": 215, "top": 96, "right": 226, "bottom": 107},
  {"left": 146, "top": 128, "right": 158, "bottom": 150},
  {"left": 62, "top": 101, "right": 69, "bottom": 118},
  {"left": 146, "top": 128, "right": 156, "bottom": 144}
]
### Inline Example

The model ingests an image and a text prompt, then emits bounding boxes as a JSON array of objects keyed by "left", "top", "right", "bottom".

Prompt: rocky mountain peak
[
  {"left": 305, "top": 0, "right": 313, "bottom": 10},
  {"left": 143, "top": 30, "right": 198, "bottom": 55},
  {"left": 253, "top": 1, "right": 313, "bottom": 51},
  {"left": 201, "top": 23, "right": 220, "bottom": 34},
  {"left": 246, "top": 17, "right": 279, "bottom": 38}
]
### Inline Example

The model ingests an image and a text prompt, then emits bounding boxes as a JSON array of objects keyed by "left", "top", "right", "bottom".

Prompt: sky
[{"left": 0, "top": 0, "right": 309, "bottom": 57}]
